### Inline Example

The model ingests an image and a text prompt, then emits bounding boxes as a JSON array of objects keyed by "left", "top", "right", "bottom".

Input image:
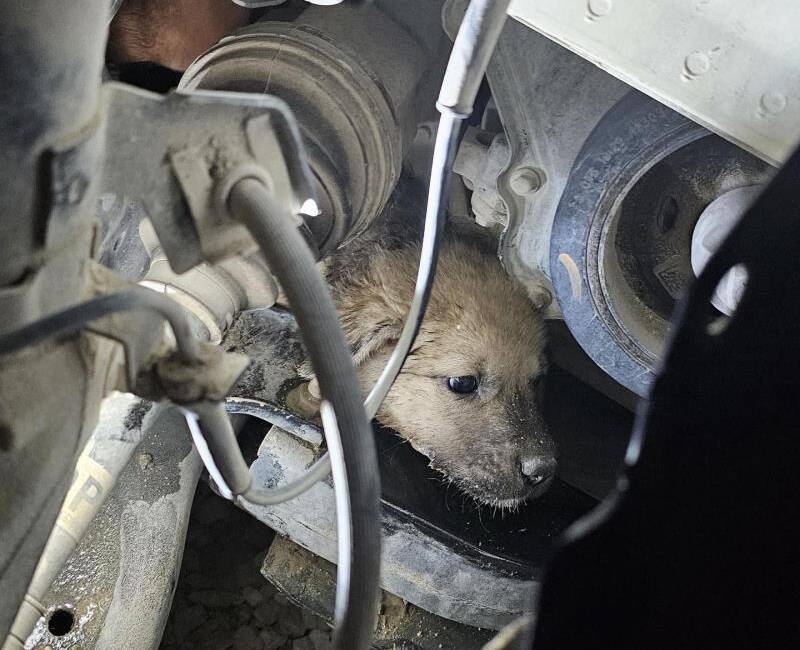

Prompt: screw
[{"left": 510, "top": 167, "right": 544, "bottom": 196}]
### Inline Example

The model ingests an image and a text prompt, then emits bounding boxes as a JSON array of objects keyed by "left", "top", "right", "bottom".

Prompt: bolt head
[{"left": 510, "top": 167, "right": 544, "bottom": 196}]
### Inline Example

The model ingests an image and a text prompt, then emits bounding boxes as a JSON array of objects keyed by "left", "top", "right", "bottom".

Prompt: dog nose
[{"left": 521, "top": 456, "right": 557, "bottom": 485}]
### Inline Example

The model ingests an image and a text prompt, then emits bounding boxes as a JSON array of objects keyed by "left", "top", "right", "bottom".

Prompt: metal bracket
[
  {"left": 508, "top": 0, "right": 800, "bottom": 167},
  {"left": 482, "top": 17, "right": 629, "bottom": 314},
  {"left": 100, "top": 83, "right": 316, "bottom": 274}
]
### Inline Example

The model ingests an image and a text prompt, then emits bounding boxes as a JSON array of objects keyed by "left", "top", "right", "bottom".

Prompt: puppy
[{"left": 303, "top": 179, "right": 557, "bottom": 509}]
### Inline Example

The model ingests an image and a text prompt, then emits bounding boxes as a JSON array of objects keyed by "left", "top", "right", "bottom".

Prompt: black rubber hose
[
  {"left": 0, "top": 286, "right": 201, "bottom": 362},
  {"left": 228, "top": 178, "right": 381, "bottom": 650}
]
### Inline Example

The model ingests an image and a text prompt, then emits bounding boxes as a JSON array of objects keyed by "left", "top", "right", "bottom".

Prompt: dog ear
[
  {"left": 297, "top": 319, "right": 401, "bottom": 386},
  {"left": 349, "top": 320, "right": 402, "bottom": 369}
]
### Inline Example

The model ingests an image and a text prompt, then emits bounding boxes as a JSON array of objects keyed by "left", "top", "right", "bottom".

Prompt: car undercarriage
[{"left": 1, "top": 2, "right": 799, "bottom": 649}]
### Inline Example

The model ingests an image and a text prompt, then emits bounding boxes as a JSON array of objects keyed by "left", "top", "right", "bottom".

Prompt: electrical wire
[
  {"left": 362, "top": 110, "right": 460, "bottom": 419},
  {"left": 319, "top": 400, "right": 352, "bottom": 628},
  {"left": 238, "top": 454, "right": 332, "bottom": 505},
  {"left": 0, "top": 286, "right": 201, "bottom": 362}
]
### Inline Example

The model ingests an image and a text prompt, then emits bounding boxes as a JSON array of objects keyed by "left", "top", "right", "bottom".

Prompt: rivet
[
  {"left": 683, "top": 51, "right": 710, "bottom": 78},
  {"left": 759, "top": 91, "right": 787, "bottom": 115},
  {"left": 587, "top": 0, "right": 613, "bottom": 18}
]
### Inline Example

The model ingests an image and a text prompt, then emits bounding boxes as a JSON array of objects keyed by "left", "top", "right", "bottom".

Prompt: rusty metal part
[{"left": 261, "top": 536, "right": 495, "bottom": 649}]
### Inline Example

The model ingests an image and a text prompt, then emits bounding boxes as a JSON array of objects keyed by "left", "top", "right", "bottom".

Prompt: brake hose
[{"left": 226, "top": 178, "right": 381, "bottom": 649}]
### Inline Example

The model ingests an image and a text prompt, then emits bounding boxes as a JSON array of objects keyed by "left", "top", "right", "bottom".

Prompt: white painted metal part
[
  {"left": 691, "top": 185, "right": 761, "bottom": 316},
  {"left": 508, "top": 0, "right": 800, "bottom": 165}
]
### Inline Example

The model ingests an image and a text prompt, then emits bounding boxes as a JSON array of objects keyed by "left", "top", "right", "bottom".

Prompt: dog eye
[{"left": 447, "top": 376, "right": 479, "bottom": 394}]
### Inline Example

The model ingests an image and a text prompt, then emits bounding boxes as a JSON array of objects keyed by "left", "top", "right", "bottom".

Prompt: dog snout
[{"left": 520, "top": 455, "right": 557, "bottom": 486}]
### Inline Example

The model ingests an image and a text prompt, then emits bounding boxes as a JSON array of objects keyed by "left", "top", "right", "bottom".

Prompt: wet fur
[{"left": 312, "top": 180, "right": 556, "bottom": 506}]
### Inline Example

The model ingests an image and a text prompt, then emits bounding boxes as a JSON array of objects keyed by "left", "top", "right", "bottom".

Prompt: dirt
[
  {"left": 159, "top": 481, "right": 332, "bottom": 650},
  {"left": 123, "top": 399, "right": 153, "bottom": 432}
]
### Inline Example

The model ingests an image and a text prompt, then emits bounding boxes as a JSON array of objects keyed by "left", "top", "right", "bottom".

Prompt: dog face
[{"left": 337, "top": 240, "right": 557, "bottom": 508}]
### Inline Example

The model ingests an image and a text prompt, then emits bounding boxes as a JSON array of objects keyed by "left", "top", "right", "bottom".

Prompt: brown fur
[{"left": 314, "top": 193, "right": 557, "bottom": 508}]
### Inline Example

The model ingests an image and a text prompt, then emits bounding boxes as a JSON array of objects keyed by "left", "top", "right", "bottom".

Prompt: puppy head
[{"left": 339, "top": 240, "right": 556, "bottom": 508}]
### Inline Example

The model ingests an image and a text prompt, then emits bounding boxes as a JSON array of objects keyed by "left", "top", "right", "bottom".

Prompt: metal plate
[{"left": 508, "top": 0, "right": 800, "bottom": 165}]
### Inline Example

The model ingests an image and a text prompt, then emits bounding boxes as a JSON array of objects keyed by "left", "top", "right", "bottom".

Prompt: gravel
[{"left": 159, "top": 481, "right": 333, "bottom": 650}]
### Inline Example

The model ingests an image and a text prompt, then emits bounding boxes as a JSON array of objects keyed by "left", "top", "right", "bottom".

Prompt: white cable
[
  {"left": 363, "top": 110, "right": 461, "bottom": 419},
  {"left": 180, "top": 407, "right": 234, "bottom": 501},
  {"left": 183, "top": 402, "right": 351, "bottom": 631},
  {"left": 320, "top": 400, "right": 352, "bottom": 626}
]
